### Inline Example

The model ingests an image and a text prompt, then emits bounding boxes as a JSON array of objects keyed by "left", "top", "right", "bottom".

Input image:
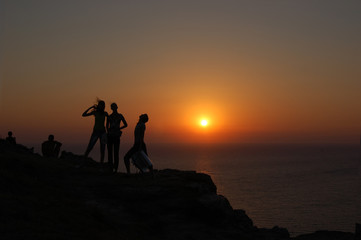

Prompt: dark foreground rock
[
  {"left": 0, "top": 139, "right": 355, "bottom": 240},
  {"left": 293, "top": 231, "right": 355, "bottom": 240}
]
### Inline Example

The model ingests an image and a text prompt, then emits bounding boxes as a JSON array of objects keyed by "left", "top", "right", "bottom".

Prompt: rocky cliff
[{"left": 0, "top": 139, "right": 355, "bottom": 240}]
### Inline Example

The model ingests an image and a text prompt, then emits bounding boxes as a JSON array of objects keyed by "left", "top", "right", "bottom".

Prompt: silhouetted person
[
  {"left": 106, "top": 103, "right": 128, "bottom": 173},
  {"left": 124, "top": 114, "right": 153, "bottom": 174},
  {"left": 83, "top": 100, "right": 108, "bottom": 163},
  {"left": 6, "top": 131, "right": 16, "bottom": 145},
  {"left": 42, "top": 135, "right": 62, "bottom": 158}
]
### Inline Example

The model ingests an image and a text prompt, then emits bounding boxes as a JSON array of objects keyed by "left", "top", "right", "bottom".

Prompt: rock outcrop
[{"left": 0, "top": 139, "right": 354, "bottom": 240}]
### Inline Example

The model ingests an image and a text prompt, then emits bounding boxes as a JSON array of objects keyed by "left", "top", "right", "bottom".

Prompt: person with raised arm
[{"left": 82, "top": 100, "right": 108, "bottom": 163}]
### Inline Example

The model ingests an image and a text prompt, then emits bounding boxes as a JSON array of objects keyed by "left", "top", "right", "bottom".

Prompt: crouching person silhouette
[
  {"left": 124, "top": 114, "right": 153, "bottom": 174},
  {"left": 6, "top": 131, "right": 16, "bottom": 145},
  {"left": 42, "top": 135, "right": 62, "bottom": 158}
]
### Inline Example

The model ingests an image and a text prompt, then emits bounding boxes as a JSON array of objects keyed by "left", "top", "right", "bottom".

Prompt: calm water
[{"left": 58, "top": 142, "right": 361, "bottom": 236}]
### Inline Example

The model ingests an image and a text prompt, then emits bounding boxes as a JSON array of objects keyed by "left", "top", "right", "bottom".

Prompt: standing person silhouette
[
  {"left": 106, "top": 103, "right": 128, "bottom": 173},
  {"left": 82, "top": 100, "right": 108, "bottom": 163},
  {"left": 124, "top": 114, "right": 152, "bottom": 174}
]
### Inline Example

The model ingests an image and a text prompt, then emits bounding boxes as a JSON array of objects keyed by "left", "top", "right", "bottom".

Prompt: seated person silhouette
[
  {"left": 6, "top": 131, "right": 16, "bottom": 145},
  {"left": 42, "top": 135, "right": 62, "bottom": 158}
]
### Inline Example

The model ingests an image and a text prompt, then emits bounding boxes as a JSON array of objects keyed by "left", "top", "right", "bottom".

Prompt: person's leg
[
  {"left": 114, "top": 137, "right": 120, "bottom": 172},
  {"left": 100, "top": 142, "right": 105, "bottom": 164},
  {"left": 149, "top": 164, "right": 154, "bottom": 177},
  {"left": 124, "top": 145, "right": 137, "bottom": 174},
  {"left": 84, "top": 132, "right": 98, "bottom": 157},
  {"left": 99, "top": 131, "right": 107, "bottom": 164},
  {"left": 141, "top": 143, "right": 153, "bottom": 175},
  {"left": 107, "top": 137, "right": 114, "bottom": 169},
  {"left": 142, "top": 142, "right": 148, "bottom": 156}
]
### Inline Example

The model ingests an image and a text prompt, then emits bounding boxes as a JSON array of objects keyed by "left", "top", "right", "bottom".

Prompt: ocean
[{"left": 56, "top": 142, "right": 361, "bottom": 236}]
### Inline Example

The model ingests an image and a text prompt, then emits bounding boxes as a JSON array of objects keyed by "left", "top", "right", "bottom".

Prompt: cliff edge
[{"left": 0, "top": 139, "right": 355, "bottom": 240}]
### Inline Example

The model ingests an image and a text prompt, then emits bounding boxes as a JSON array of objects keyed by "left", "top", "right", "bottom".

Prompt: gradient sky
[{"left": 1, "top": 0, "right": 361, "bottom": 145}]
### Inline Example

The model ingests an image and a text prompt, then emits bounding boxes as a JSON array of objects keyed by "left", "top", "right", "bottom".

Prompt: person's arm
[
  {"left": 134, "top": 123, "right": 141, "bottom": 144},
  {"left": 82, "top": 106, "right": 95, "bottom": 117},
  {"left": 137, "top": 124, "right": 145, "bottom": 151},
  {"left": 140, "top": 124, "right": 145, "bottom": 143},
  {"left": 106, "top": 115, "right": 110, "bottom": 132},
  {"left": 119, "top": 114, "right": 128, "bottom": 130},
  {"left": 41, "top": 142, "right": 46, "bottom": 156}
]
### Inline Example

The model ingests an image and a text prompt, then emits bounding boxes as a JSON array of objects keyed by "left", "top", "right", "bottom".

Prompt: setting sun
[{"left": 200, "top": 119, "right": 208, "bottom": 127}]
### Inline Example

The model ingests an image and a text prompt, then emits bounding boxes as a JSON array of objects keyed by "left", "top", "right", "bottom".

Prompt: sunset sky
[{"left": 1, "top": 1, "right": 361, "bottom": 146}]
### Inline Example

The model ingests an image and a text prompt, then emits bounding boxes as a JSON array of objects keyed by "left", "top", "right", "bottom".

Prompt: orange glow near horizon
[{"left": 1, "top": 2, "right": 361, "bottom": 145}]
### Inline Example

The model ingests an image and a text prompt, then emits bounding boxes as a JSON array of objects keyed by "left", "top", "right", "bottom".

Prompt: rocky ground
[{"left": 0, "top": 139, "right": 356, "bottom": 240}]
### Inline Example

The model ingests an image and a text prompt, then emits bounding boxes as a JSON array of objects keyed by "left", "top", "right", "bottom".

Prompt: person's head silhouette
[
  {"left": 96, "top": 100, "right": 105, "bottom": 112},
  {"left": 139, "top": 114, "right": 149, "bottom": 123},
  {"left": 48, "top": 135, "right": 54, "bottom": 141},
  {"left": 111, "top": 103, "right": 118, "bottom": 111}
]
